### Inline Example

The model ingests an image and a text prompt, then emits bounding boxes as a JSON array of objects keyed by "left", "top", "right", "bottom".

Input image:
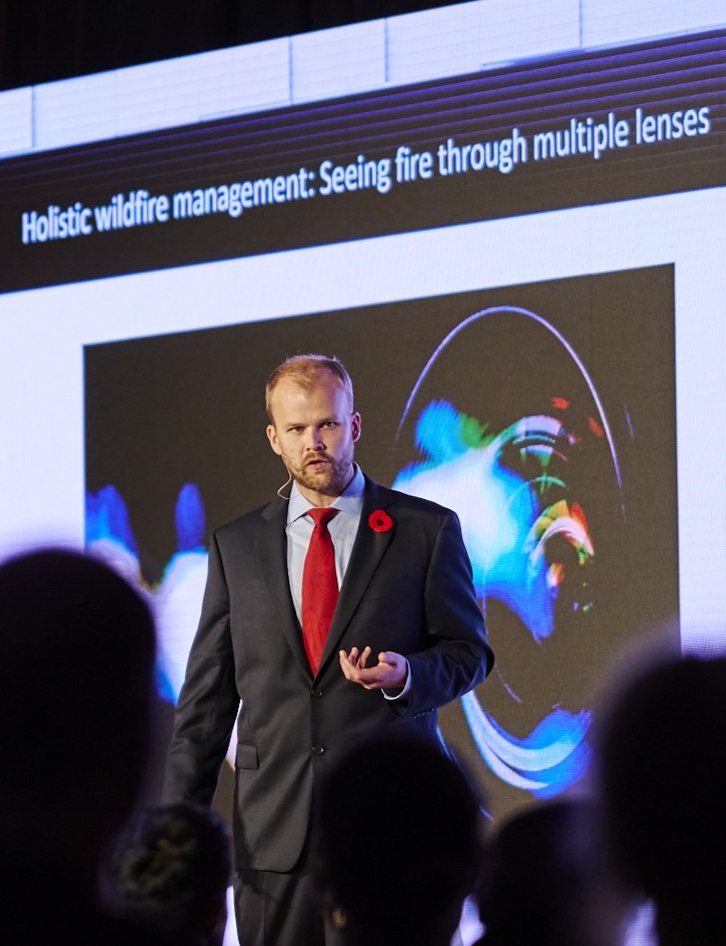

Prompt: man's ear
[
  {"left": 266, "top": 424, "right": 283, "bottom": 456},
  {"left": 351, "top": 412, "right": 362, "bottom": 442}
]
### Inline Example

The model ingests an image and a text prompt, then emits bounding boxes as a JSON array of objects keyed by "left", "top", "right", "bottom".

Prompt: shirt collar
[{"left": 287, "top": 463, "right": 365, "bottom": 524}]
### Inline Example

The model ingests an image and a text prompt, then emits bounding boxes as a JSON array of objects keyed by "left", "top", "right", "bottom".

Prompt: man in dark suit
[{"left": 163, "top": 354, "right": 493, "bottom": 946}]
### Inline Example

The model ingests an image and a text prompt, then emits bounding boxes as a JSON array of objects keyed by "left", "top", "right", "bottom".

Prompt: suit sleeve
[
  {"left": 392, "top": 509, "right": 494, "bottom": 718},
  {"left": 162, "top": 532, "right": 240, "bottom": 806}
]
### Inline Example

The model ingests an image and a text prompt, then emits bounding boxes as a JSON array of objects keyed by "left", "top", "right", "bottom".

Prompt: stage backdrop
[
  {"left": 1, "top": 0, "right": 723, "bottom": 856},
  {"left": 84, "top": 264, "right": 678, "bottom": 818}
]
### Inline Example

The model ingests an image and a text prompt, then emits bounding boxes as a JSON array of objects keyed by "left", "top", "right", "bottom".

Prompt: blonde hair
[{"left": 265, "top": 354, "right": 354, "bottom": 421}]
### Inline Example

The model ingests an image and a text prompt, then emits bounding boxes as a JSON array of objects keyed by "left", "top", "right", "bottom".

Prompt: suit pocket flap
[{"left": 235, "top": 743, "right": 259, "bottom": 769}]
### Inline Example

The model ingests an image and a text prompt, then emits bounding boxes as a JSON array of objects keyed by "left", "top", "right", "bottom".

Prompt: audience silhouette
[
  {"left": 0, "top": 547, "right": 159, "bottom": 944},
  {"left": 596, "top": 651, "right": 726, "bottom": 946},
  {"left": 109, "top": 801, "right": 232, "bottom": 946},
  {"left": 475, "top": 796, "right": 633, "bottom": 946},
  {"left": 313, "top": 728, "right": 486, "bottom": 946},
  {"left": 5, "top": 545, "right": 711, "bottom": 946}
]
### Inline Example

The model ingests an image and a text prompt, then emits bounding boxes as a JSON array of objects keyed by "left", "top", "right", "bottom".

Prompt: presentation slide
[{"left": 1, "top": 2, "right": 725, "bottom": 859}]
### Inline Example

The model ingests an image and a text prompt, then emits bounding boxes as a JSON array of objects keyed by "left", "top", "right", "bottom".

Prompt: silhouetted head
[
  {"left": 0, "top": 547, "right": 157, "bottom": 875},
  {"left": 478, "top": 797, "right": 630, "bottom": 946},
  {"left": 110, "top": 802, "right": 232, "bottom": 946},
  {"left": 596, "top": 653, "right": 726, "bottom": 939},
  {"left": 314, "top": 729, "right": 485, "bottom": 946}
]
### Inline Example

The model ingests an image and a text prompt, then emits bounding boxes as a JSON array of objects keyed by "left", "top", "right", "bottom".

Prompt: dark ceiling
[{"left": 0, "top": 0, "right": 463, "bottom": 92}]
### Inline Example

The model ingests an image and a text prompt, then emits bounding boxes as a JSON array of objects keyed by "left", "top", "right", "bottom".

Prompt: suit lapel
[
  {"left": 317, "top": 480, "right": 396, "bottom": 675},
  {"left": 256, "top": 498, "right": 312, "bottom": 675}
]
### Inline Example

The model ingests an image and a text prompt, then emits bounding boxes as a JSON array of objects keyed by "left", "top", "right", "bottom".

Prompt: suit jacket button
[
  {"left": 311, "top": 745, "right": 326, "bottom": 755},
  {"left": 311, "top": 688, "right": 324, "bottom": 699}
]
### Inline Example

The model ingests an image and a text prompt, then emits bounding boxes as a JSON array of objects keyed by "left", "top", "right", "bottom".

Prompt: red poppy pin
[{"left": 368, "top": 509, "right": 393, "bottom": 533}]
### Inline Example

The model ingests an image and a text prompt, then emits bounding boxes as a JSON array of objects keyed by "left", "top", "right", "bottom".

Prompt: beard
[{"left": 286, "top": 446, "right": 354, "bottom": 497}]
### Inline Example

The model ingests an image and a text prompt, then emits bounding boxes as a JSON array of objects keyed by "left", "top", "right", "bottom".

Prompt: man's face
[{"left": 266, "top": 373, "right": 361, "bottom": 504}]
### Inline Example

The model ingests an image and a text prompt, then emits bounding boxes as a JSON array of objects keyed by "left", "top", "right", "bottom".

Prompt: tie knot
[{"left": 307, "top": 507, "right": 338, "bottom": 530}]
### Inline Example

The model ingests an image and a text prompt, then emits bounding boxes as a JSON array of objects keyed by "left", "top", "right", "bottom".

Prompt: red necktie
[{"left": 301, "top": 507, "right": 339, "bottom": 673}]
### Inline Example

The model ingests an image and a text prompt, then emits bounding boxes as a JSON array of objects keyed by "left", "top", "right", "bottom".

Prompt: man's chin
[{"left": 295, "top": 469, "right": 342, "bottom": 496}]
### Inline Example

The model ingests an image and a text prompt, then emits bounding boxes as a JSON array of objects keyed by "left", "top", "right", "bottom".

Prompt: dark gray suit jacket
[{"left": 163, "top": 476, "right": 493, "bottom": 872}]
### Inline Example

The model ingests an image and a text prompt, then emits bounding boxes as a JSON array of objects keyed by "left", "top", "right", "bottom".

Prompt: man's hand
[{"left": 339, "top": 646, "right": 408, "bottom": 690}]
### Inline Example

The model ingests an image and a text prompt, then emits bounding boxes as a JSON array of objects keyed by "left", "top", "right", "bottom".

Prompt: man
[{"left": 163, "top": 354, "right": 493, "bottom": 946}]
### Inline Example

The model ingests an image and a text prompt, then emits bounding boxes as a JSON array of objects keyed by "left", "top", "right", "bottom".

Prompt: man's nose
[{"left": 307, "top": 428, "right": 325, "bottom": 451}]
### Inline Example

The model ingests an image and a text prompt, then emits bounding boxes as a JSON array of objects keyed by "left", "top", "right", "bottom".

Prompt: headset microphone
[{"left": 277, "top": 470, "right": 292, "bottom": 499}]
